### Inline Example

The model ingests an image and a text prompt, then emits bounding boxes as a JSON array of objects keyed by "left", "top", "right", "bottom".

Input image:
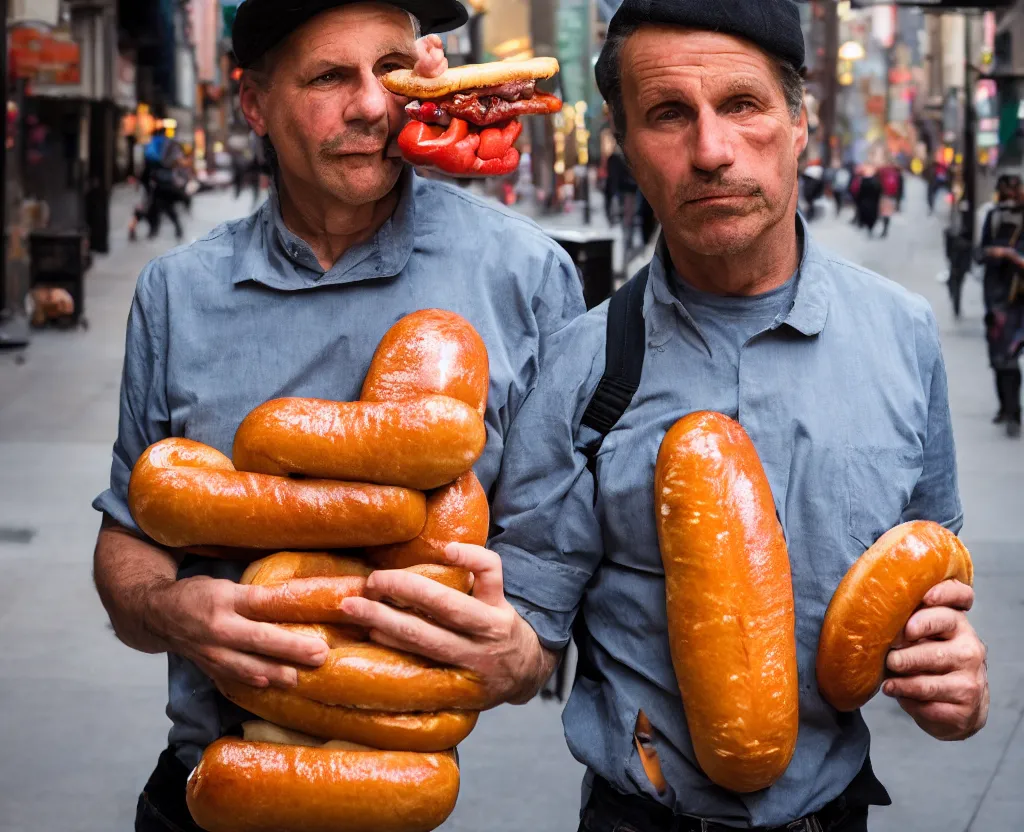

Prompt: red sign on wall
[{"left": 9, "top": 26, "right": 81, "bottom": 85}]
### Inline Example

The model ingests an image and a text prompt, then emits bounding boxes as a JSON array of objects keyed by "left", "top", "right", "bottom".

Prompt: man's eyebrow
[
  {"left": 376, "top": 42, "right": 417, "bottom": 62},
  {"left": 718, "top": 76, "right": 772, "bottom": 98}
]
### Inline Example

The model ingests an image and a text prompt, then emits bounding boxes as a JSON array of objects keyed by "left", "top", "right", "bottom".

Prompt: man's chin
[
  {"left": 678, "top": 221, "right": 765, "bottom": 256},
  {"left": 674, "top": 206, "right": 771, "bottom": 256},
  {"left": 324, "top": 160, "right": 403, "bottom": 205}
]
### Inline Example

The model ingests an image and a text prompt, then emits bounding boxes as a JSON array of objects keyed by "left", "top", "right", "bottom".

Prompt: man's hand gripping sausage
[
  {"left": 341, "top": 543, "right": 558, "bottom": 708},
  {"left": 884, "top": 580, "right": 989, "bottom": 741},
  {"left": 94, "top": 520, "right": 330, "bottom": 691}
]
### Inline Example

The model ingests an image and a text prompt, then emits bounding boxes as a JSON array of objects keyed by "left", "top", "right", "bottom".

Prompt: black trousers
[
  {"left": 996, "top": 368, "right": 1023, "bottom": 420},
  {"left": 578, "top": 779, "right": 869, "bottom": 832},
  {"left": 136, "top": 747, "right": 205, "bottom": 832}
]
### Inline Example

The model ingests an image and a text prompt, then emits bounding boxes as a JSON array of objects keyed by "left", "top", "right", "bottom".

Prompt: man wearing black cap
[
  {"left": 91, "top": 2, "right": 584, "bottom": 829},
  {"left": 342, "top": 1, "right": 989, "bottom": 830}
]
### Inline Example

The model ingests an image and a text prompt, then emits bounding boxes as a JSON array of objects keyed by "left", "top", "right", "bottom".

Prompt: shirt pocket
[{"left": 845, "top": 445, "right": 924, "bottom": 551}]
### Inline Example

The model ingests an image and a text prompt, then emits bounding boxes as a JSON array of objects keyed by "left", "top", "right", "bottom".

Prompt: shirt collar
[
  {"left": 235, "top": 168, "right": 417, "bottom": 291},
  {"left": 646, "top": 213, "right": 830, "bottom": 337}
]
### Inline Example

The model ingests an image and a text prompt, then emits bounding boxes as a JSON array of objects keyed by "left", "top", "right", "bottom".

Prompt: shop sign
[{"left": 9, "top": 26, "right": 80, "bottom": 85}]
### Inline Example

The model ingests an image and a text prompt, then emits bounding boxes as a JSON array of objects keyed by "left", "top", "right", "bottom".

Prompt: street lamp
[{"left": 838, "top": 40, "right": 866, "bottom": 62}]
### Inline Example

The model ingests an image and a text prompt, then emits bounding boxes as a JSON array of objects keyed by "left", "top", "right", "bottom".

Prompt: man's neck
[
  {"left": 665, "top": 211, "right": 800, "bottom": 297},
  {"left": 276, "top": 175, "right": 401, "bottom": 271}
]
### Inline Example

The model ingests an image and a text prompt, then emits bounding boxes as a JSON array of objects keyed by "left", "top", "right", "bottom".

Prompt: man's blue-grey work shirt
[
  {"left": 491, "top": 222, "right": 963, "bottom": 827},
  {"left": 93, "top": 171, "right": 585, "bottom": 770}
]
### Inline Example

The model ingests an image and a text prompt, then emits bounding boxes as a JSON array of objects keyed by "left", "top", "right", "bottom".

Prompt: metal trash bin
[
  {"left": 548, "top": 230, "right": 616, "bottom": 310},
  {"left": 29, "top": 230, "right": 90, "bottom": 328}
]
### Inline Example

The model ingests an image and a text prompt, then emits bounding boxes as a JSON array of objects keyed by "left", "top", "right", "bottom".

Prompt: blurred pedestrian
[
  {"left": 606, "top": 145, "right": 639, "bottom": 250},
  {"left": 849, "top": 166, "right": 863, "bottom": 226},
  {"left": 926, "top": 159, "right": 949, "bottom": 215},
  {"left": 856, "top": 165, "right": 882, "bottom": 236},
  {"left": 878, "top": 162, "right": 903, "bottom": 238},
  {"left": 801, "top": 162, "right": 824, "bottom": 222},
  {"left": 979, "top": 173, "right": 1024, "bottom": 437},
  {"left": 831, "top": 163, "right": 851, "bottom": 216}
]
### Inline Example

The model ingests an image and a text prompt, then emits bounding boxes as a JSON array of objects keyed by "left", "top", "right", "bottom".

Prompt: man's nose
[
  {"left": 690, "top": 107, "right": 735, "bottom": 174},
  {"left": 345, "top": 71, "right": 390, "bottom": 125}
]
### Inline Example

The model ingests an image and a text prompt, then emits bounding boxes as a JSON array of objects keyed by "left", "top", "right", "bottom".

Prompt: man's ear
[
  {"left": 794, "top": 103, "right": 809, "bottom": 158},
  {"left": 239, "top": 78, "right": 269, "bottom": 137}
]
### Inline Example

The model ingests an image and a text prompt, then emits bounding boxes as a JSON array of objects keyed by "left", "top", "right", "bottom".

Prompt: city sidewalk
[{"left": 0, "top": 178, "right": 1020, "bottom": 832}]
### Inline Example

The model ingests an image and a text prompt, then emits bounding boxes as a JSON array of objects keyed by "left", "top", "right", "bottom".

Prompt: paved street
[{"left": 0, "top": 178, "right": 1020, "bottom": 832}]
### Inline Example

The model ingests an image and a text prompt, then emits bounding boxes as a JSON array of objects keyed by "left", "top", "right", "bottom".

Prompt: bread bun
[{"left": 381, "top": 58, "right": 559, "bottom": 99}]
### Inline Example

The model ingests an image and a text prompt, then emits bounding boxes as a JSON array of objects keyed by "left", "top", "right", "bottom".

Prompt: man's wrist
[
  {"left": 506, "top": 612, "right": 558, "bottom": 705},
  {"left": 137, "top": 575, "right": 180, "bottom": 653}
]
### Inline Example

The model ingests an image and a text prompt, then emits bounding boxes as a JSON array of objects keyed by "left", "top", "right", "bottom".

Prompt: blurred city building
[{"left": 5, "top": 0, "right": 1024, "bottom": 345}]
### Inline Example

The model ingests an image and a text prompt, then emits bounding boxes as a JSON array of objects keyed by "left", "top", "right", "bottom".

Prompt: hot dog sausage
[
  {"left": 817, "top": 520, "right": 974, "bottom": 712},
  {"left": 362, "top": 309, "right": 490, "bottom": 417},
  {"left": 368, "top": 471, "right": 489, "bottom": 571},
  {"left": 232, "top": 396, "right": 486, "bottom": 491},
  {"left": 282, "top": 624, "right": 489, "bottom": 712},
  {"left": 186, "top": 738, "right": 460, "bottom": 832},
  {"left": 655, "top": 411, "right": 798, "bottom": 793},
  {"left": 219, "top": 682, "right": 479, "bottom": 751},
  {"left": 128, "top": 438, "right": 426, "bottom": 550}
]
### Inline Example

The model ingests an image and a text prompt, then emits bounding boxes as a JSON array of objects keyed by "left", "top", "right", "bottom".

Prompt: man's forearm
[
  {"left": 507, "top": 614, "right": 563, "bottom": 705},
  {"left": 92, "top": 520, "right": 179, "bottom": 654}
]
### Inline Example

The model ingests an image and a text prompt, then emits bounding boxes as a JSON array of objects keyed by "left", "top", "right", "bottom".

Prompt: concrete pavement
[{"left": 0, "top": 178, "right": 1020, "bottom": 832}]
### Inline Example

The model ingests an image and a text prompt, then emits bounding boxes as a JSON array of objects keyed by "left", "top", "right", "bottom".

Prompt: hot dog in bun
[{"left": 382, "top": 58, "right": 562, "bottom": 177}]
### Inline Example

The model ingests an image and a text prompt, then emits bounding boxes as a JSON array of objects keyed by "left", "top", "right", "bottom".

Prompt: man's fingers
[
  {"left": 887, "top": 639, "right": 971, "bottom": 676},
  {"left": 921, "top": 579, "right": 974, "bottom": 612},
  {"left": 413, "top": 34, "right": 448, "bottom": 78},
  {"left": 444, "top": 543, "right": 505, "bottom": 606},
  {"left": 223, "top": 598, "right": 330, "bottom": 667},
  {"left": 342, "top": 596, "right": 472, "bottom": 666},
  {"left": 883, "top": 673, "right": 972, "bottom": 704},
  {"left": 195, "top": 645, "right": 299, "bottom": 690},
  {"left": 362, "top": 570, "right": 494, "bottom": 635},
  {"left": 903, "top": 606, "right": 961, "bottom": 643}
]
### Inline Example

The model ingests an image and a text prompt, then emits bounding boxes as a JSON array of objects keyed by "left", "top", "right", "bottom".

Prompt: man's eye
[
  {"left": 380, "top": 62, "right": 405, "bottom": 73},
  {"left": 313, "top": 72, "right": 339, "bottom": 85},
  {"left": 655, "top": 108, "right": 680, "bottom": 122},
  {"left": 729, "top": 100, "right": 757, "bottom": 115}
]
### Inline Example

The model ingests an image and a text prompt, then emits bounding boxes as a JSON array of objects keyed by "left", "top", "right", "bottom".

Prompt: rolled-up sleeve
[
  {"left": 92, "top": 261, "right": 171, "bottom": 534},
  {"left": 490, "top": 310, "right": 608, "bottom": 651},
  {"left": 902, "top": 305, "right": 964, "bottom": 533}
]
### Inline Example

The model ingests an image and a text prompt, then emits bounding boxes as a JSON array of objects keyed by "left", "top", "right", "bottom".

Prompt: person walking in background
[
  {"left": 857, "top": 165, "right": 882, "bottom": 236},
  {"left": 801, "top": 162, "right": 824, "bottom": 222},
  {"left": 850, "top": 165, "right": 864, "bottom": 226},
  {"left": 878, "top": 161, "right": 903, "bottom": 238},
  {"left": 606, "top": 145, "right": 639, "bottom": 252},
  {"left": 926, "top": 158, "right": 949, "bottom": 215},
  {"left": 832, "top": 162, "right": 851, "bottom": 216},
  {"left": 979, "top": 173, "right": 1024, "bottom": 437}
]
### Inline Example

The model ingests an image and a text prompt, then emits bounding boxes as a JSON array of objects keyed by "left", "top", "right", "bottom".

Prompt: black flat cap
[
  {"left": 233, "top": 0, "right": 469, "bottom": 68},
  {"left": 602, "top": 0, "right": 805, "bottom": 72}
]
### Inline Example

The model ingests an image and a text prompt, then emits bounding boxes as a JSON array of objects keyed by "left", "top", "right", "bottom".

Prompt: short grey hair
[{"left": 595, "top": 24, "right": 805, "bottom": 146}]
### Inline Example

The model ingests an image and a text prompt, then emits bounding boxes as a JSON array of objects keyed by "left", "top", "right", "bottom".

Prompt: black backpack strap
[{"left": 580, "top": 266, "right": 650, "bottom": 466}]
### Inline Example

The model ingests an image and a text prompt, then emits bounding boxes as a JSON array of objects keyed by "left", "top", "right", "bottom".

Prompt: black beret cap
[
  {"left": 598, "top": 0, "right": 805, "bottom": 96},
  {"left": 233, "top": 0, "right": 469, "bottom": 69}
]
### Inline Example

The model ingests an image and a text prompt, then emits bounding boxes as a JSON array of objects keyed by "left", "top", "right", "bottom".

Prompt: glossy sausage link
[{"left": 817, "top": 520, "right": 974, "bottom": 711}]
